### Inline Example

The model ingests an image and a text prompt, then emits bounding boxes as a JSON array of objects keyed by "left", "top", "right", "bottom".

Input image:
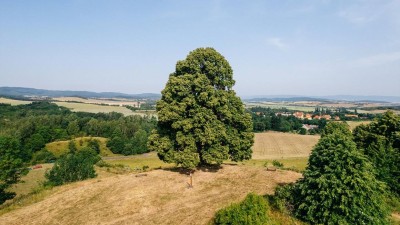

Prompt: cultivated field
[
  {"left": 346, "top": 121, "right": 372, "bottom": 130},
  {"left": 53, "top": 97, "right": 143, "bottom": 107},
  {"left": 0, "top": 97, "right": 31, "bottom": 105},
  {"left": 252, "top": 132, "right": 320, "bottom": 159},
  {"left": 54, "top": 102, "right": 154, "bottom": 116},
  {"left": 0, "top": 165, "right": 302, "bottom": 225}
]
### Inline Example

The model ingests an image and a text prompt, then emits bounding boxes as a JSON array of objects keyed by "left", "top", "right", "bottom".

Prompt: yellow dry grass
[
  {"left": 346, "top": 121, "right": 372, "bottom": 130},
  {"left": 9, "top": 164, "right": 53, "bottom": 197},
  {"left": 0, "top": 165, "right": 302, "bottom": 225},
  {"left": 54, "top": 102, "right": 141, "bottom": 116},
  {"left": 252, "top": 132, "right": 319, "bottom": 159},
  {"left": 0, "top": 97, "right": 31, "bottom": 105}
]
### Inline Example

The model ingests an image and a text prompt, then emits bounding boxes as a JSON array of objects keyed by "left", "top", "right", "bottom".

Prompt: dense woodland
[{"left": 0, "top": 101, "right": 156, "bottom": 160}]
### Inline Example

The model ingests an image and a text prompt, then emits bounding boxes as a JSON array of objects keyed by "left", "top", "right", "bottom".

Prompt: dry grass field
[
  {"left": 0, "top": 164, "right": 302, "bottom": 225},
  {"left": 54, "top": 101, "right": 156, "bottom": 117},
  {"left": 252, "top": 132, "right": 320, "bottom": 160},
  {"left": 0, "top": 97, "right": 31, "bottom": 105},
  {"left": 53, "top": 97, "right": 143, "bottom": 107},
  {"left": 346, "top": 121, "right": 372, "bottom": 130}
]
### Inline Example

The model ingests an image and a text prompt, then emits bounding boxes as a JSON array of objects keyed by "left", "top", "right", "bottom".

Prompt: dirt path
[{"left": 0, "top": 165, "right": 301, "bottom": 225}]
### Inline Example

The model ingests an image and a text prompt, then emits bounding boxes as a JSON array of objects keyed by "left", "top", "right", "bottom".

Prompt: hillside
[
  {"left": 0, "top": 87, "right": 161, "bottom": 100},
  {"left": 0, "top": 165, "right": 302, "bottom": 225}
]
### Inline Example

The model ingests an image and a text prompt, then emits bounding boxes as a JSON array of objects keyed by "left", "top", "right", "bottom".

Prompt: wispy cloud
[
  {"left": 338, "top": 0, "right": 400, "bottom": 25},
  {"left": 266, "top": 37, "right": 288, "bottom": 50},
  {"left": 352, "top": 51, "right": 400, "bottom": 67}
]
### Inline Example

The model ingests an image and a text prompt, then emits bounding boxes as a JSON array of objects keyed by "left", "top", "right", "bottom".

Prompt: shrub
[
  {"left": 272, "top": 160, "right": 283, "bottom": 168},
  {"left": 214, "top": 193, "right": 269, "bottom": 225},
  {"left": 45, "top": 148, "right": 100, "bottom": 186},
  {"left": 86, "top": 138, "right": 100, "bottom": 154},
  {"left": 31, "top": 148, "right": 56, "bottom": 164}
]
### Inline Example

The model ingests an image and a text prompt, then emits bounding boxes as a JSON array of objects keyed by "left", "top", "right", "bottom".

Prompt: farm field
[
  {"left": 53, "top": 101, "right": 155, "bottom": 116},
  {"left": 252, "top": 132, "right": 320, "bottom": 159},
  {"left": 53, "top": 97, "right": 142, "bottom": 107},
  {"left": 346, "top": 121, "right": 372, "bottom": 130},
  {"left": 0, "top": 164, "right": 302, "bottom": 225},
  {"left": 0, "top": 97, "right": 31, "bottom": 105},
  {"left": 245, "top": 102, "right": 315, "bottom": 112}
]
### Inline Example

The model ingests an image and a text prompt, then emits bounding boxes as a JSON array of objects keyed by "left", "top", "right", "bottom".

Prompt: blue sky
[{"left": 1, "top": 0, "right": 399, "bottom": 96}]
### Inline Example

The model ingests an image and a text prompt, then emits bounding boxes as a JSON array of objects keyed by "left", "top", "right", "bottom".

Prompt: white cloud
[{"left": 266, "top": 37, "right": 288, "bottom": 50}]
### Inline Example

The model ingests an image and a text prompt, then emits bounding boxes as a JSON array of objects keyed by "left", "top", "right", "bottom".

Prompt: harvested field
[
  {"left": 252, "top": 132, "right": 319, "bottom": 159},
  {"left": 54, "top": 102, "right": 140, "bottom": 116},
  {"left": 0, "top": 165, "right": 302, "bottom": 225},
  {"left": 0, "top": 97, "right": 31, "bottom": 105},
  {"left": 346, "top": 121, "right": 372, "bottom": 130}
]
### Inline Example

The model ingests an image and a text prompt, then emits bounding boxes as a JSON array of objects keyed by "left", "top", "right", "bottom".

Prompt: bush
[
  {"left": 272, "top": 160, "right": 283, "bottom": 168},
  {"left": 214, "top": 193, "right": 269, "bottom": 225},
  {"left": 45, "top": 148, "right": 100, "bottom": 186},
  {"left": 31, "top": 148, "right": 56, "bottom": 164},
  {"left": 86, "top": 138, "right": 100, "bottom": 154}
]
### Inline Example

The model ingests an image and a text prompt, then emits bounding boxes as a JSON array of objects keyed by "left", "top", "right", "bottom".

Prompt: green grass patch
[
  {"left": 105, "top": 152, "right": 174, "bottom": 171},
  {"left": 239, "top": 158, "right": 308, "bottom": 172},
  {"left": 46, "top": 137, "right": 116, "bottom": 157}
]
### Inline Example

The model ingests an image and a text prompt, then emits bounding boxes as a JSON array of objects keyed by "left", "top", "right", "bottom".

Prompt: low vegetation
[{"left": 214, "top": 193, "right": 269, "bottom": 225}]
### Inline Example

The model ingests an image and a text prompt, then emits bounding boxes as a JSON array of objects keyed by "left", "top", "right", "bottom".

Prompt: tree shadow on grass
[{"left": 161, "top": 164, "right": 223, "bottom": 174}]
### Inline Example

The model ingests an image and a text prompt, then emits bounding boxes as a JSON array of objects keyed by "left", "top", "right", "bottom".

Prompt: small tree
[
  {"left": 0, "top": 136, "right": 28, "bottom": 204},
  {"left": 45, "top": 148, "right": 100, "bottom": 186},
  {"left": 148, "top": 48, "right": 254, "bottom": 168},
  {"left": 292, "top": 127, "right": 389, "bottom": 224}
]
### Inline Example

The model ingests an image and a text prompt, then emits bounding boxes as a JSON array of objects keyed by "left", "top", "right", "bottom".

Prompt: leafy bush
[
  {"left": 86, "top": 138, "right": 100, "bottom": 154},
  {"left": 31, "top": 148, "right": 56, "bottom": 164},
  {"left": 272, "top": 160, "right": 283, "bottom": 168},
  {"left": 214, "top": 193, "right": 269, "bottom": 225},
  {"left": 45, "top": 148, "right": 100, "bottom": 186}
]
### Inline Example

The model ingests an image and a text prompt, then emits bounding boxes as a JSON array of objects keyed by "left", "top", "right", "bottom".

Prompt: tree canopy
[
  {"left": 292, "top": 123, "right": 389, "bottom": 224},
  {"left": 353, "top": 111, "right": 400, "bottom": 196},
  {"left": 148, "top": 48, "right": 254, "bottom": 168}
]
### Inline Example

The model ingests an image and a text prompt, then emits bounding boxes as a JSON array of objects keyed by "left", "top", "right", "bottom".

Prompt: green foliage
[
  {"left": 353, "top": 111, "right": 400, "bottom": 196},
  {"left": 272, "top": 160, "right": 284, "bottom": 168},
  {"left": 320, "top": 122, "right": 351, "bottom": 137},
  {"left": 0, "top": 136, "right": 28, "bottom": 204},
  {"left": 292, "top": 127, "right": 389, "bottom": 224},
  {"left": 86, "top": 138, "right": 100, "bottom": 154},
  {"left": 31, "top": 148, "right": 56, "bottom": 164},
  {"left": 214, "top": 193, "right": 269, "bottom": 225},
  {"left": 148, "top": 48, "right": 254, "bottom": 168},
  {"left": 68, "top": 140, "right": 77, "bottom": 153},
  {"left": 45, "top": 148, "right": 100, "bottom": 186}
]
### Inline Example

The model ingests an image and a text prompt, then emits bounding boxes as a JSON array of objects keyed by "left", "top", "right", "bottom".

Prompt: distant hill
[
  {"left": 0, "top": 87, "right": 161, "bottom": 100},
  {"left": 243, "top": 95, "right": 400, "bottom": 103}
]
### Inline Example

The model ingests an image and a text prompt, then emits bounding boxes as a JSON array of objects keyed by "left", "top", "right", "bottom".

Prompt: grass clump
[{"left": 214, "top": 193, "right": 269, "bottom": 225}]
